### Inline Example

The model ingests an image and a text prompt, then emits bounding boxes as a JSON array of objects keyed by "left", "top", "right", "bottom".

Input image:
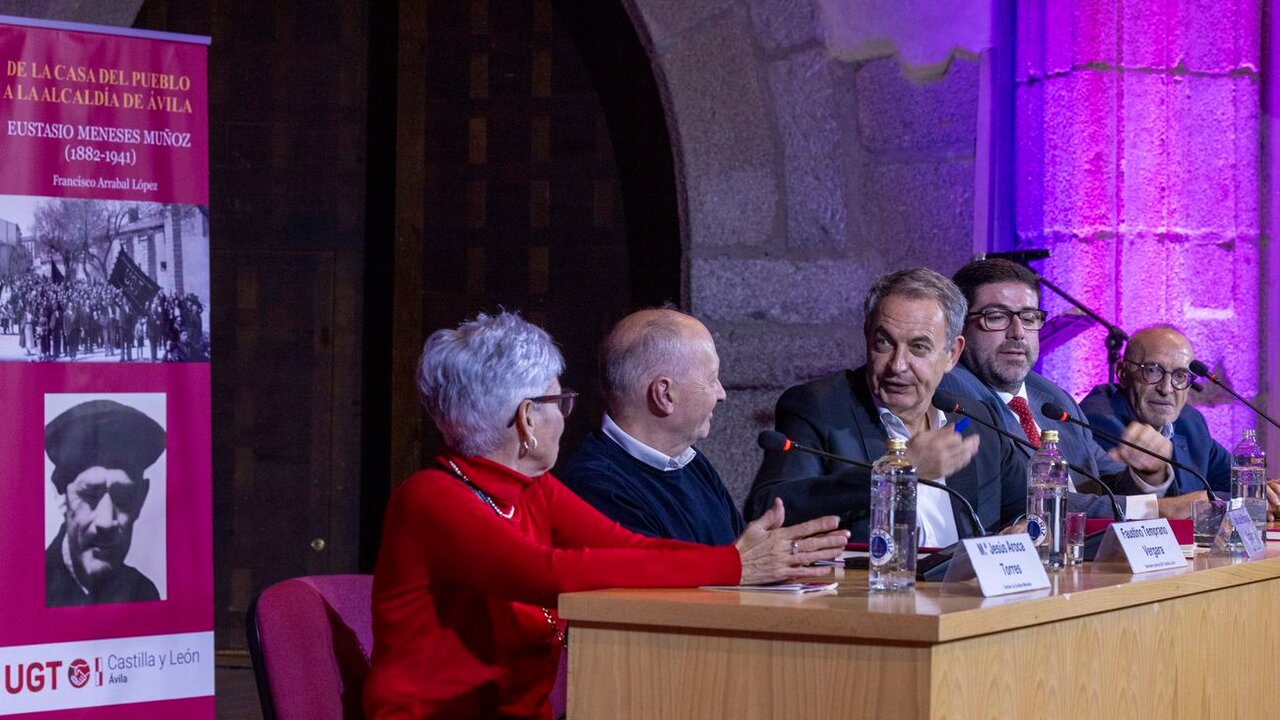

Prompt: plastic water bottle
[
  {"left": 1231, "top": 429, "right": 1266, "bottom": 500},
  {"left": 1230, "top": 429, "right": 1266, "bottom": 537},
  {"left": 1026, "top": 430, "right": 1069, "bottom": 569},
  {"left": 868, "top": 438, "right": 918, "bottom": 592}
]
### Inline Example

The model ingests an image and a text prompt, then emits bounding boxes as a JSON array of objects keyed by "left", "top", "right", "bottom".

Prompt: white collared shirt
[
  {"left": 877, "top": 406, "right": 958, "bottom": 548},
  {"left": 997, "top": 385, "right": 1167, "bottom": 520},
  {"left": 601, "top": 413, "right": 697, "bottom": 471}
]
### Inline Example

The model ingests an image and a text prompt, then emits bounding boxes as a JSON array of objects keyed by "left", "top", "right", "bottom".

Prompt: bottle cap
[
  {"left": 886, "top": 438, "right": 907, "bottom": 451},
  {"left": 1041, "top": 430, "right": 1059, "bottom": 443}
]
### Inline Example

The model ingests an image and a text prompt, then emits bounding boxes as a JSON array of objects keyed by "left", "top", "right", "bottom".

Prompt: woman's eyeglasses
[{"left": 525, "top": 390, "right": 578, "bottom": 418}]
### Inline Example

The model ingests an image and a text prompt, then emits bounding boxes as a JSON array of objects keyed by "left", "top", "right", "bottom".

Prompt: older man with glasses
[
  {"left": 938, "top": 258, "right": 1209, "bottom": 520},
  {"left": 1080, "top": 326, "right": 1235, "bottom": 498}
]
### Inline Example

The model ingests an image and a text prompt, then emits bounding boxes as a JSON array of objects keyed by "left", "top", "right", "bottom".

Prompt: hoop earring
[{"left": 521, "top": 436, "right": 539, "bottom": 454}]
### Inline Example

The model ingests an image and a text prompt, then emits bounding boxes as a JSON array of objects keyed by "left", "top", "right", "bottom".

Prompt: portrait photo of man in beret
[{"left": 44, "top": 394, "right": 167, "bottom": 608}]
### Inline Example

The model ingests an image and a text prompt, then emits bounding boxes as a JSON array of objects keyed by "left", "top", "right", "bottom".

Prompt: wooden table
[{"left": 559, "top": 547, "right": 1280, "bottom": 719}]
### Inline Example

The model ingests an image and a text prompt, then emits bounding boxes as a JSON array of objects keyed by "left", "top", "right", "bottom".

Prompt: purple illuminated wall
[
  {"left": 1014, "top": 0, "right": 1262, "bottom": 448},
  {"left": 613, "top": 0, "right": 1272, "bottom": 496}
]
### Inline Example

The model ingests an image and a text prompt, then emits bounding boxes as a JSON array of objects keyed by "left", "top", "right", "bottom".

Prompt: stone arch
[
  {"left": 0, "top": 0, "right": 146, "bottom": 25},
  {"left": 554, "top": 0, "right": 681, "bottom": 309},
  {"left": 617, "top": 0, "right": 984, "bottom": 496}
]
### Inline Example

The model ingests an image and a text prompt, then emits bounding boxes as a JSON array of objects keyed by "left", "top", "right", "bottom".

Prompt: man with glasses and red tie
[
  {"left": 939, "top": 258, "right": 1208, "bottom": 520},
  {"left": 1080, "top": 326, "right": 1234, "bottom": 498}
]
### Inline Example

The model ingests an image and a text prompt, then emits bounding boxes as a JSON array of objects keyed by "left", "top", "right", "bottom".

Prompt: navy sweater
[{"left": 558, "top": 430, "right": 745, "bottom": 546}]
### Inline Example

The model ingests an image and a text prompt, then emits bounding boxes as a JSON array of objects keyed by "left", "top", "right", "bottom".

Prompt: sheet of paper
[{"left": 700, "top": 582, "right": 839, "bottom": 594}]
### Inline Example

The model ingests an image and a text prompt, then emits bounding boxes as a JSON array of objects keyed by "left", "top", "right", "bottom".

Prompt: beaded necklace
[{"left": 444, "top": 459, "right": 567, "bottom": 647}]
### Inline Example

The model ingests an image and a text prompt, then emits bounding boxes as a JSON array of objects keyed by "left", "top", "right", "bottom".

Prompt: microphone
[
  {"left": 757, "top": 430, "right": 985, "bottom": 537},
  {"left": 757, "top": 429, "right": 828, "bottom": 457},
  {"left": 973, "top": 249, "right": 1051, "bottom": 264},
  {"left": 1041, "top": 402, "right": 1223, "bottom": 506},
  {"left": 1189, "top": 360, "right": 1280, "bottom": 431},
  {"left": 932, "top": 397, "right": 1123, "bottom": 521}
]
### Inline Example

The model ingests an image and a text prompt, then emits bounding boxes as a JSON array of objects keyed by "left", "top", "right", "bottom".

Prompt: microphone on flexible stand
[
  {"left": 758, "top": 430, "right": 981, "bottom": 581},
  {"left": 1189, "top": 359, "right": 1280, "bottom": 431},
  {"left": 757, "top": 430, "right": 986, "bottom": 538},
  {"left": 932, "top": 397, "right": 1123, "bottom": 521},
  {"left": 758, "top": 430, "right": 870, "bottom": 468},
  {"left": 1040, "top": 402, "right": 1225, "bottom": 508}
]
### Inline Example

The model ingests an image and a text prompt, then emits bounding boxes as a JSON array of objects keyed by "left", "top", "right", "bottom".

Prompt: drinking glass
[
  {"left": 1063, "top": 511, "right": 1086, "bottom": 565},
  {"left": 1192, "top": 499, "right": 1224, "bottom": 548}
]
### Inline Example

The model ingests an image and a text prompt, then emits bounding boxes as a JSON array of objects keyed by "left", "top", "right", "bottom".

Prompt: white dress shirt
[
  {"left": 877, "top": 406, "right": 958, "bottom": 548},
  {"left": 601, "top": 413, "right": 696, "bottom": 471}
]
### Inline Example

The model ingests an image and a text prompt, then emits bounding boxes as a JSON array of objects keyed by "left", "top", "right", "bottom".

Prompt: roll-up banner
[{"left": 0, "top": 15, "right": 212, "bottom": 719}]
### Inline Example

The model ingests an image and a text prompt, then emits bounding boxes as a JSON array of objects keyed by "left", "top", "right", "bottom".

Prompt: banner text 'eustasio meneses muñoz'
[{"left": 0, "top": 15, "right": 212, "bottom": 719}]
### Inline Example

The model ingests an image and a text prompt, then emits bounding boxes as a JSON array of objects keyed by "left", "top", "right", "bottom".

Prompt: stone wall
[
  {"left": 624, "top": 0, "right": 982, "bottom": 505},
  {"left": 0, "top": 0, "right": 145, "bottom": 26},
  {"left": 1014, "top": 0, "right": 1262, "bottom": 450}
]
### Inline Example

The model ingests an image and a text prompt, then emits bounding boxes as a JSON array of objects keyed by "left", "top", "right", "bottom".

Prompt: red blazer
[{"left": 364, "top": 453, "right": 741, "bottom": 719}]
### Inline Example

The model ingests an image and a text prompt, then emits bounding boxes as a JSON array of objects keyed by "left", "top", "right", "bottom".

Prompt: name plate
[
  {"left": 1217, "top": 507, "right": 1266, "bottom": 558},
  {"left": 960, "top": 534, "right": 1050, "bottom": 597},
  {"left": 1096, "top": 519, "right": 1187, "bottom": 573}
]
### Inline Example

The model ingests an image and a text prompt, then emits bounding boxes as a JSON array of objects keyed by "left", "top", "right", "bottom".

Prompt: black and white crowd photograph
[{"left": 0, "top": 195, "right": 210, "bottom": 363}]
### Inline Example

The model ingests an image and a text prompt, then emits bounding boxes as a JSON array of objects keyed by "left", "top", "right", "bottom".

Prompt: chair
[
  {"left": 247, "top": 574, "right": 374, "bottom": 720},
  {"left": 246, "top": 573, "right": 568, "bottom": 719}
]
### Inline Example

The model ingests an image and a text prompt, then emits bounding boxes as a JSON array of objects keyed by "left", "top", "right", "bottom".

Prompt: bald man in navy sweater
[{"left": 559, "top": 308, "right": 745, "bottom": 545}]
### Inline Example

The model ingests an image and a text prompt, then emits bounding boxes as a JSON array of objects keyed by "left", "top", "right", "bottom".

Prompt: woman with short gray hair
[
  {"left": 416, "top": 310, "right": 567, "bottom": 457},
  {"left": 365, "top": 311, "right": 847, "bottom": 720}
]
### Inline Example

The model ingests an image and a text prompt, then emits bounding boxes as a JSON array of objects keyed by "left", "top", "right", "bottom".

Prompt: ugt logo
[
  {"left": 4, "top": 661, "right": 63, "bottom": 693},
  {"left": 4, "top": 657, "right": 102, "bottom": 694},
  {"left": 68, "top": 658, "right": 102, "bottom": 689}
]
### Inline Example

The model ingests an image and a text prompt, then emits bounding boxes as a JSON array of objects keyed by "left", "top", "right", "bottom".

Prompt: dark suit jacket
[
  {"left": 1080, "top": 383, "right": 1232, "bottom": 496},
  {"left": 45, "top": 527, "right": 159, "bottom": 607},
  {"left": 938, "top": 365, "right": 1129, "bottom": 519},
  {"left": 746, "top": 366, "right": 1026, "bottom": 542}
]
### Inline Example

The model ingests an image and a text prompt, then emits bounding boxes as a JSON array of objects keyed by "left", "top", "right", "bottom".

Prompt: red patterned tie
[{"left": 1007, "top": 396, "right": 1041, "bottom": 449}]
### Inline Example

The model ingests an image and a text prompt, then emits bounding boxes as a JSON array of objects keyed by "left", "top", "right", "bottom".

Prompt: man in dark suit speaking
[
  {"left": 747, "top": 268, "right": 1025, "bottom": 545},
  {"left": 45, "top": 399, "right": 166, "bottom": 607}
]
